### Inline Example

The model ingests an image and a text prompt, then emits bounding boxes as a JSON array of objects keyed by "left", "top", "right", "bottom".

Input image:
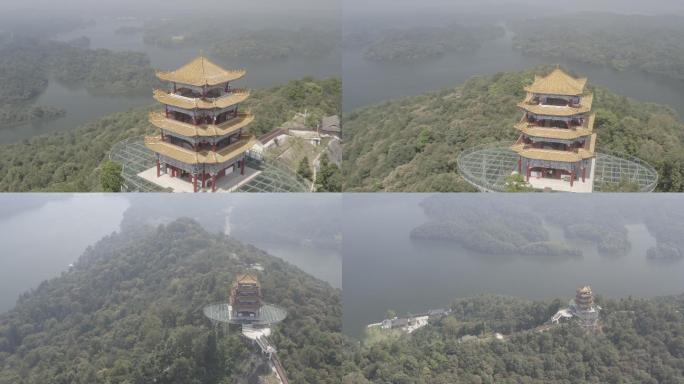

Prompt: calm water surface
[
  {"left": 0, "top": 18, "right": 339, "bottom": 144},
  {"left": 343, "top": 26, "right": 684, "bottom": 116},
  {"left": 256, "top": 243, "right": 341, "bottom": 289}
]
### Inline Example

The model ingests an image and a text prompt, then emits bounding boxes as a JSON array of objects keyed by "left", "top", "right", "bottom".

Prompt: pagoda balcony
[
  {"left": 511, "top": 134, "right": 596, "bottom": 162},
  {"left": 153, "top": 88, "right": 250, "bottom": 110},
  {"left": 150, "top": 111, "right": 254, "bottom": 138},
  {"left": 145, "top": 133, "right": 257, "bottom": 165},
  {"left": 174, "top": 85, "right": 244, "bottom": 99},
  {"left": 519, "top": 93, "right": 593, "bottom": 117},
  {"left": 514, "top": 113, "right": 595, "bottom": 140}
]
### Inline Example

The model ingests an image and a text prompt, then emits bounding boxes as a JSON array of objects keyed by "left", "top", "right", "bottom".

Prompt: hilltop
[
  {"left": 0, "top": 218, "right": 346, "bottom": 384},
  {"left": 0, "top": 77, "right": 340, "bottom": 192},
  {"left": 343, "top": 66, "right": 684, "bottom": 192}
]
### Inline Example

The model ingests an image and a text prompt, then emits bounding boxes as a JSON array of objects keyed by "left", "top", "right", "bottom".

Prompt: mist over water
[{"left": 0, "top": 195, "right": 129, "bottom": 312}]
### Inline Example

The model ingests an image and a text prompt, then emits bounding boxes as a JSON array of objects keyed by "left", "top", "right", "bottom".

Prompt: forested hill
[
  {"left": 0, "top": 218, "right": 346, "bottom": 384},
  {"left": 0, "top": 77, "right": 340, "bottom": 192},
  {"left": 510, "top": 13, "right": 684, "bottom": 80},
  {"left": 343, "top": 66, "right": 684, "bottom": 192},
  {"left": 344, "top": 294, "right": 684, "bottom": 383}
]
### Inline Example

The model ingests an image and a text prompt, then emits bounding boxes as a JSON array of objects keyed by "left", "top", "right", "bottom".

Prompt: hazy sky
[
  {"left": 1, "top": 0, "right": 340, "bottom": 19},
  {"left": 344, "top": 0, "right": 684, "bottom": 16}
]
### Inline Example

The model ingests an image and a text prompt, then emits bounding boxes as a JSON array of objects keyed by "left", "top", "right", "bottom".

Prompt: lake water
[
  {"left": 342, "top": 194, "right": 684, "bottom": 338},
  {"left": 0, "top": 17, "right": 340, "bottom": 144},
  {"left": 342, "top": 26, "right": 684, "bottom": 117},
  {"left": 255, "top": 242, "right": 341, "bottom": 289},
  {"left": 0, "top": 195, "right": 130, "bottom": 312}
]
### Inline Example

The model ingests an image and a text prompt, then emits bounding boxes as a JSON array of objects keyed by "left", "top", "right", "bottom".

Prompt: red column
[
  {"left": 582, "top": 167, "right": 586, "bottom": 182},
  {"left": 517, "top": 157, "right": 521, "bottom": 174},
  {"left": 570, "top": 169, "right": 575, "bottom": 187},
  {"left": 525, "top": 163, "right": 530, "bottom": 182},
  {"left": 193, "top": 174, "right": 198, "bottom": 193},
  {"left": 212, "top": 175, "right": 217, "bottom": 192},
  {"left": 156, "top": 160, "right": 160, "bottom": 177}
]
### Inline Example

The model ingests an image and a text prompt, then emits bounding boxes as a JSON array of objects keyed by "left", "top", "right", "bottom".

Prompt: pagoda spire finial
[{"left": 199, "top": 51, "right": 206, "bottom": 79}]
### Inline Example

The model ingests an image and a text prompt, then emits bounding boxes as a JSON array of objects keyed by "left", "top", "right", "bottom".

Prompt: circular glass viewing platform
[
  {"left": 457, "top": 142, "right": 658, "bottom": 192},
  {"left": 203, "top": 303, "right": 288, "bottom": 326},
  {"left": 109, "top": 136, "right": 309, "bottom": 192}
]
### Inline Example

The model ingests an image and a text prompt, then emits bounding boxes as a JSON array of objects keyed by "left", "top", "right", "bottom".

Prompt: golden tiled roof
[
  {"left": 511, "top": 134, "right": 596, "bottom": 162},
  {"left": 519, "top": 93, "right": 593, "bottom": 117},
  {"left": 235, "top": 273, "right": 259, "bottom": 284},
  {"left": 153, "top": 89, "right": 250, "bottom": 110},
  {"left": 149, "top": 111, "right": 254, "bottom": 138},
  {"left": 144, "top": 134, "right": 257, "bottom": 165},
  {"left": 514, "top": 113, "right": 595, "bottom": 140},
  {"left": 156, "top": 56, "right": 246, "bottom": 87},
  {"left": 524, "top": 67, "right": 587, "bottom": 96}
]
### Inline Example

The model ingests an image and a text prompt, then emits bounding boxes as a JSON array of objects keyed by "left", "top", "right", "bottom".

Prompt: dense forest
[
  {"left": 210, "top": 28, "right": 339, "bottom": 62},
  {"left": 343, "top": 66, "right": 684, "bottom": 192},
  {"left": 0, "top": 218, "right": 346, "bottom": 384},
  {"left": 355, "top": 24, "right": 504, "bottom": 62},
  {"left": 511, "top": 13, "right": 684, "bottom": 80},
  {"left": 0, "top": 77, "right": 340, "bottom": 192},
  {"left": 142, "top": 20, "right": 339, "bottom": 62},
  {"left": 344, "top": 293, "right": 684, "bottom": 383}
]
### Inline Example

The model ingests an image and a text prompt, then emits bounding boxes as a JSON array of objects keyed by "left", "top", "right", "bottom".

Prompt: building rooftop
[
  {"left": 321, "top": 115, "right": 341, "bottom": 133},
  {"left": 156, "top": 56, "right": 246, "bottom": 87},
  {"left": 235, "top": 273, "right": 259, "bottom": 285},
  {"left": 524, "top": 67, "right": 588, "bottom": 96}
]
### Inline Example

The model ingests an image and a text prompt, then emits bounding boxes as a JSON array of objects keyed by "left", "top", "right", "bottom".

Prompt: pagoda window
[{"left": 543, "top": 96, "right": 570, "bottom": 106}]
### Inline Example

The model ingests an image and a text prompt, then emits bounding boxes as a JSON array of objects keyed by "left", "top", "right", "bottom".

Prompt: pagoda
[
  {"left": 570, "top": 285, "right": 600, "bottom": 331},
  {"left": 145, "top": 56, "right": 257, "bottom": 192},
  {"left": 230, "top": 273, "right": 262, "bottom": 319},
  {"left": 511, "top": 67, "right": 596, "bottom": 192}
]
